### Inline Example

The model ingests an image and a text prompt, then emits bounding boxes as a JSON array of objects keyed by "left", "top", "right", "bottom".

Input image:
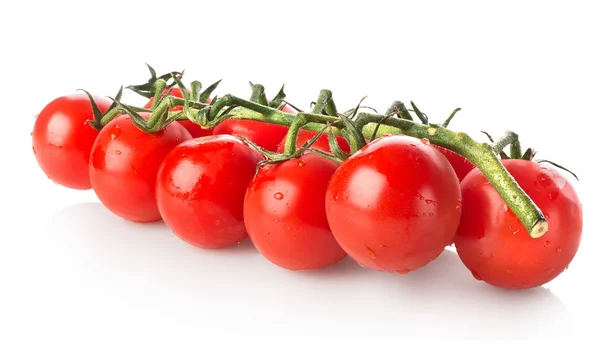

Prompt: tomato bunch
[{"left": 31, "top": 73, "right": 583, "bottom": 290}]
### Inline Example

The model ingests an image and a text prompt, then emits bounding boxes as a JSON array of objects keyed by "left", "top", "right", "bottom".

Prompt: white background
[{"left": 1, "top": 0, "right": 599, "bottom": 343}]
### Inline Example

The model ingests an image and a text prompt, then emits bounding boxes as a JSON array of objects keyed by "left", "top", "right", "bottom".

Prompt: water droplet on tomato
[
  {"left": 420, "top": 138, "right": 430, "bottom": 145},
  {"left": 109, "top": 126, "right": 122, "bottom": 140},
  {"left": 380, "top": 244, "right": 387, "bottom": 249},
  {"left": 537, "top": 172, "right": 552, "bottom": 187},
  {"left": 428, "top": 212, "right": 434, "bottom": 216},
  {"left": 425, "top": 199, "right": 438, "bottom": 205},
  {"left": 396, "top": 268, "right": 411, "bottom": 275},
  {"left": 274, "top": 192, "right": 284, "bottom": 200},
  {"left": 274, "top": 219, "right": 279, "bottom": 223},
  {"left": 471, "top": 271, "right": 482, "bottom": 280},
  {"left": 556, "top": 247, "right": 562, "bottom": 253},
  {"left": 456, "top": 199, "right": 463, "bottom": 209},
  {"left": 415, "top": 193, "right": 425, "bottom": 200},
  {"left": 287, "top": 226, "right": 292, "bottom": 231},
  {"left": 506, "top": 269, "right": 512, "bottom": 274},
  {"left": 547, "top": 190, "right": 558, "bottom": 201},
  {"left": 512, "top": 229, "right": 520, "bottom": 235},
  {"left": 368, "top": 154, "right": 373, "bottom": 159},
  {"left": 115, "top": 150, "right": 122, "bottom": 155},
  {"left": 297, "top": 160, "right": 306, "bottom": 167},
  {"left": 544, "top": 240, "right": 551, "bottom": 248},
  {"left": 32, "top": 146, "right": 37, "bottom": 154},
  {"left": 30, "top": 131, "right": 34, "bottom": 137},
  {"left": 364, "top": 246, "right": 376, "bottom": 259}
]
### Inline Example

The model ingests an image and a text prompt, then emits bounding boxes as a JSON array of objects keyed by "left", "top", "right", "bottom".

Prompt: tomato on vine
[
  {"left": 433, "top": 145, "right": 475, "bottom": 181},
  {"left": 325, "top": 135, "right": 462, "bottom": 273},
  {"left": 156, "top": 135, "right": 264, "bottom": 249},
  {"left": 275, "top": 129, "right": 350, "bottom": 154},
  {"left": 244, "top": 152, "right": 347, "bottom": 270},
  {"left": 144, "top": 87, "right": 212, "bottom": 138},
  {"left": 89, "top": 114, "right": 191, "bottom": 222},
  {"left": 32, "top": 93, "right": 112, "bottom": 190},
  {"left": 454, "top": 159, "right": 582, "bottom": 289},
  {"left": 212, "top": 104, "right": 297, "bottom": 151}
]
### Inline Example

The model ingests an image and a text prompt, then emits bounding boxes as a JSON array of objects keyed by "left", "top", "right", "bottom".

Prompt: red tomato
[
  {"left": 433, "top": 145, "right": 475, "bottom": 182},
  {"left": 156, "top": 135, "right": 264, "bottom": 249},
  {"left": 454, "top": 160, "right": 582, "bottom": 289},
  {"left": 212, "top": 104, "right": 297, "bottom": 151},
  {"left": 244, "top": 152, "right": 347, "bottom": 270},
  {"left": 89, "top": 114, "right": 191, "bottom": 222},
  {"left": 144, "top": 87, "right": 213, "bottom": 138},
  {"left": 325, "top": 135, "right": 462, "bottom": 273},
  {"left": 275, "top": 129, "right": 350, "bottom": 154},
  {"left": 32, "top": 93, "right": 112, "bottom": 190}
]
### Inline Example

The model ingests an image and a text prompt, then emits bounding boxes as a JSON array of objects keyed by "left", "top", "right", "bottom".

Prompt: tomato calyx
[
  {"left": 126, "top": 63, "right": 184, "bottom": 99},
  {"left": 483, "top": 130, "right": 578, "bottom": 179},
  {"left": 243, "top": 125, "right": 345, "bottom": 171},
  {"left": 78, "top": 86, "right": 124, "bottom": 131}
]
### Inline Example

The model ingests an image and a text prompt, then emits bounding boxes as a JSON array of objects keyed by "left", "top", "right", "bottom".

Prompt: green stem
[
  {"left": 313, "top": 90, "right": 332, "bottom": 114},
  {"left": 355, "top": 114, "right": 547, "bottom": 238},
  {"left": 492, "top": 131, "right": 519, "bottom": 155}
]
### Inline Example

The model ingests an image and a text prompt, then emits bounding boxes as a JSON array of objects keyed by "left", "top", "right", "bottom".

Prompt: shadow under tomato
[{"left": 43, "top": 202, "right": 572, "bottom": 342}]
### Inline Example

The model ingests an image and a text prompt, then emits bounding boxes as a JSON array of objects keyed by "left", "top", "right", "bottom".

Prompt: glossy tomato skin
[
  {"left": 212, "top": 104, "right": 297, "bottom": 151},
  {"left": 32, "top": 93, "right": 112, "bottom": 190},
  {"left": 156, "top": 135, "right": 264, "bottom": 249},
  {"left": 433, "top": 145, "right": 475, "bottom": 182},
  {"left": 89, "top": 115, "right": 192, "bottom": 222},
  {"left": 244, "top": 152, "right": 347, "bottom": 270},
  {"left": 144, "top": 88, "right": 213, "bottom": 138},
  {"left": 454, "top": 160, "right": 582, "bottom": 289},
  {"left": 325, "top": 135, "right": 462, "bottom": 273},
  {"left": 275, "top": 129, "right": 350, "bottom": 154}
]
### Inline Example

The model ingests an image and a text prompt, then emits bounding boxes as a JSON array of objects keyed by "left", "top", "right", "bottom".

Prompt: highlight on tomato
[
  {"left": 454, "top": 159, "right": 583, "bottom": 289},
  {"left": 244, "top": 152, "right": 347, "bottom": 270},
  {"left": 156, "top": 135, "right": 264, "bottom": 249},
  {"left": 144, "top": 87, "right": 213, "bottom": 138},
  {"left": 32, "top": 93, "right": 112, "bottom": 190},
  {"left": 89, "top": 114, "right": 192, "bottom": 223},
  {"left": 325, "top": 135, "right": 462, "bottom": 274}
]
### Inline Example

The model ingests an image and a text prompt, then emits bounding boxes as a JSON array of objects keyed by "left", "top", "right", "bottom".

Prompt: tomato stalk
[
  {"left": 492, "top": 130, "right": 523, "bottom": 159},
  {"left": 92, "top": 80, "right": 549, "bottom": 238}
]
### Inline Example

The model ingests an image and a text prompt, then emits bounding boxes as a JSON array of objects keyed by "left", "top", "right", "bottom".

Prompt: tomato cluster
[{"left": 31, "top": 85, "right": 583, "bottom": 290}]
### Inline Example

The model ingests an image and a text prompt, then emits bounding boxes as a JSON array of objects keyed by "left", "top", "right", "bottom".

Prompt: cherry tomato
[
  {"left": 144, "top": 87, "right": 212, "bottom": 138},
  {"left": 433, "top": 145, "right": 475, "bottom": 182},
  {"left": 32, "top": 93, "right": 112, "bottom": 190},
  {"left": 454, "top": 159, "right": 582, "bottom": 289},
  {"left": 212, "top": 104, "right": 297, "bottom": 151},
  {"left": 89, "top": 114, "right": 191, "bottom": 222},
  {"left": 244, "top": 152, "right": 347, "bottom": 270},
  {"left": 156, "top": 135, "right": 264, "bottom": 249},
  {"left": 275, "top": 129, "right": 350, "bottom": 154},
  {"left": 325, "top": 135, "right": 462, "bottom": 273}
]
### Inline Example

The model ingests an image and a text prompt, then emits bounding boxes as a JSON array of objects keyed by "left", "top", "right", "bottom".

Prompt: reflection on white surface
[{"left": 8, "top": 202, "right": 573, "bottom": 343}]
